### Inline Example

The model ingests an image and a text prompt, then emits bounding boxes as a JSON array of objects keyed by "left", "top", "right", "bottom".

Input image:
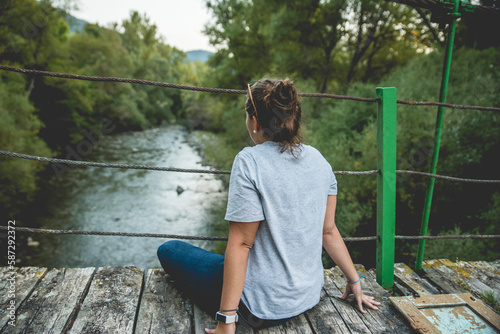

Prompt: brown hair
[{"left": 245, "top": 78, "right": 303, "bottom": 156}]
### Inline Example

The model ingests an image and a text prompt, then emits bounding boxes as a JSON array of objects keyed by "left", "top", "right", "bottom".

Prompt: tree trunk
[
  {"left": 415, "top": 7, "right": 444, "bottom": 47},
  {"left": 346, "top": 12, "right": 382, "bottom": 86}
]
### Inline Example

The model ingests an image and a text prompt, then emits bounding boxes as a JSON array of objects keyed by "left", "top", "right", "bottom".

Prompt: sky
[{"left": 70, "top": 0, "right": 216, "bottom": 52}]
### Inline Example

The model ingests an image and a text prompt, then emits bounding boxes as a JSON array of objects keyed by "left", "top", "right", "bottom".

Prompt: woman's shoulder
[
  {"left": 232, "top": 145, "right": 261, "bottom": 167},
  {"left": 239, "top": 141, "right": 278, "bottom": 157},
  {"left": 237, "top": 142, "right": 330, "bottom": 165},
  {"left": 301, "top": 143, "right": 327, "bottom": 158},
  {"left": 301, "top": 144, "right": 335, "bottom": 169}
]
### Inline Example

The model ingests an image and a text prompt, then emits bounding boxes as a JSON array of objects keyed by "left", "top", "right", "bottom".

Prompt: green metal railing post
[
  {"left": 376, "top": 87, "right": 397, "bottom": 289},
  {"left": 415, "top": 0, "right": 461, "bottom": 271}
]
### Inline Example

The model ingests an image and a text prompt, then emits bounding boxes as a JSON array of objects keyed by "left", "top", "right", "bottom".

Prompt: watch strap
[{"left": 215, "top": 311, "right": 238, "bottom": 323}]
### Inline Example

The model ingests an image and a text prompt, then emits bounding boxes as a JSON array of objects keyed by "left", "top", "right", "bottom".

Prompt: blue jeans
[{"left": 157, "top": 240, "right": 294, "bottom": 329}]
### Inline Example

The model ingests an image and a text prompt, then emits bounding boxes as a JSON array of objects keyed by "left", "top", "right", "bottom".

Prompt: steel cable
[
  {"left": 0, "top": 149, "right": 378, "bottom": 176},
  {"left": 1, "top": 65, "right": 499, "bottom": 111},
  {"left": 2, "top": 226, "right": 498, "bottom": 241},
  {"left": 396, "top": 170, "right": 500, "bottom": 184},
  {"left": 0, "top": 226, "right": 377, "bottom": 242},
  {"left": 3, "top": 149, "right": 500, "bottom": 183}
]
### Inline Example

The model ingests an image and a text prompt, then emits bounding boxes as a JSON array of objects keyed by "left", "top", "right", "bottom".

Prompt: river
[{"left": 23, "top": 125, "right": 229, "bottom": 270}]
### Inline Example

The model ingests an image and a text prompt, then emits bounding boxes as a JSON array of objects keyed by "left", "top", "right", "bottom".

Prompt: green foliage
[
  {"left": 0, "top": 0, "right": 70, "bottom": 67},
  {"left": 480, "top": 290, "right": 500, "bottom": 313},
  {"left": 188, "top": 0, "right": 438, "bottom": 159},
  {"left": 0, "top": 73, "right": 51, "bottom": 216},
  {"left": 203, "top": 0, "right": 435, "bottom": 95},
  {"left": 307, "top": 47, "right": 500, "bottom": 265},
  {"left": 405, "top": 226, "right": 499, "bottom": 263},
  {"left": 0, "top": 0, "right": 498, "bottom": 270},
  {"left": 0, "top": 0, "right": 195, "bottom": 215},
  {"left": 193, "top": 1, "right": 499, "bottom": 266},
  {"left": 199, "top": 46, "right": 500, "bottom": 267}
]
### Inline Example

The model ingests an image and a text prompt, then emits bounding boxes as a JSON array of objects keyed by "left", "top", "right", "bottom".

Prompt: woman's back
[
  {"left": 225, "top": 140, "right": 337, "bottom": 319},
  {"left": 158, "top": 78, "right": 379, "bottom": 333}
]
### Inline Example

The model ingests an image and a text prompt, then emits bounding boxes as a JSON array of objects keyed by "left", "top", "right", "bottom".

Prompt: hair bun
[
  {"left": 244, "top": 77, "right": 303, "bottom": 156},
  {"left": 272, "top": 79, "right": 297, "bottom": 111}
]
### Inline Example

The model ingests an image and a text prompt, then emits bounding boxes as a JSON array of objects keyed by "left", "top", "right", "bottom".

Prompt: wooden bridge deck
[{"left": 1, "top": 259, "right": 499, "bottom": 333}]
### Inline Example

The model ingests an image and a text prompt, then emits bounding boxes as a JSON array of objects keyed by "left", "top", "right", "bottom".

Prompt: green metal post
[
  {"left": 376, "top": 87, "right": 397, "bottom": 289},
  {"left": 415, "top": 0, "right": 461, "bottom": 271}
]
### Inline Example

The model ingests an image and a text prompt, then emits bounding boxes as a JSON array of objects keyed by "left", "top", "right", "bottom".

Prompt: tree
[
  {"left": 0, "top": 72, "right": 51, "bottom": 217},
  {"left": 204, "top": 0, "right": 433, "bottom": 94},
  {"left": 119, "top": 12, "right": 187, "bottom": 124}
]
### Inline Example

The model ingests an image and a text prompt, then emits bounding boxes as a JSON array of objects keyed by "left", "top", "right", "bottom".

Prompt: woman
[{"left": 157, "top": 78, "right": 380, "bottom": 334}]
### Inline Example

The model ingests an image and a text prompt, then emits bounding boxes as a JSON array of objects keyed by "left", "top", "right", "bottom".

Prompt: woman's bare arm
[
  {"left": 206, "top": 221, "right": 260, "bottom": 334},
  {"left": 322, "top": 195, "right": 380, "bottom": 313}
]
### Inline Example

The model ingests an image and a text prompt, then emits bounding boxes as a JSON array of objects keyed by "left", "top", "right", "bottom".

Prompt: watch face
[{"left": 216, "top": 313, "right": 227, "bottom": 323}]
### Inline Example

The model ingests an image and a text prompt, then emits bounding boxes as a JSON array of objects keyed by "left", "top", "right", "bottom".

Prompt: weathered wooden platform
[{"left": 0, "top": 259, "right": 499, "bottom": 333}]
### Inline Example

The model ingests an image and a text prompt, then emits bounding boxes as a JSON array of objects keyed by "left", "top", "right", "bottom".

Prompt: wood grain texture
[
  {"left": 393, "top": 263, "right": 440, "bottom": 296},
  {"left": 437, "top": 259, "right": 499, "bottom": 301},
  {"left": 135, "top": 269, "right": 193, "bottom": 334},
  {"left": 303, "top": 289, "right": 351, "bottom": 334},
  {"left": 68, "top": 266, "right": 143, "bottom": 334},
  {"left": 256, "top": 314, "right": 313, "bottom": 334},
  {"left": 323, "top": 270, "right": 373, "bottom": 333},
  {"left": 2, "top": 267, "right": 94, "bottom": 334},
  {"left": 3, "top": 261, "right": 498, "bottom": 333},
  {"left": 330, "top": 266, "right": 413, "bottom": 333},
  {"left": 0, "top": 267, "right": 48, "bottom": 330},
  {"left": 422, "top": 259, "right": 467, "bottom": 294},
  {"left": 459, "top": 261, "right": 500, "bottom": 299}
]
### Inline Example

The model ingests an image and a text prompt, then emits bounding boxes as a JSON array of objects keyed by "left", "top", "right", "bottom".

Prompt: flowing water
[{"left": 23, "top": 125, "right": 228, "bottom": 269}]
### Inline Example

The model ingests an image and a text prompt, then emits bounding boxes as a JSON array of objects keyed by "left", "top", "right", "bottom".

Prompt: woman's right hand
[{"left": 338, "top": 281, "right": 381, "bottom": 314}]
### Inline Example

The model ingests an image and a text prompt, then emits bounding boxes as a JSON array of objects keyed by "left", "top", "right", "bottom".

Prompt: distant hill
[
  {"left": 62, "top": 13, "right": 214, "bottom": 64},
  {"left": 63, "top": 12, "right": 87, "bottom": 33},
  {"left": 186, "top": 50, "right": 214, "bottom": 63}
]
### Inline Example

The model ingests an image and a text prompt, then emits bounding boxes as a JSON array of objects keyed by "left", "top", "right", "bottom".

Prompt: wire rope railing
[
  {"left": 1, "top": 149, "right": 499, "bottom": 183},
  {"left": 0, "top": 149, "right": 378, "bottom": 176},
  {"left": 1, "top": 64, "right": 498, "bottom": 288},
  {"left": 1, "top": 226, "right": 498, "bottom": 242},
  {"left": 1, "top": 65, "right": 500, "bottom": 112},
  {"left": 1, "top": 147, "right": 498, "bottom": 244}
]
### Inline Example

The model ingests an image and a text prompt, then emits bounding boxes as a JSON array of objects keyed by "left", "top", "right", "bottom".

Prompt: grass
[{"left": 480, "top": 290, "right": 500, "bottom": 313}]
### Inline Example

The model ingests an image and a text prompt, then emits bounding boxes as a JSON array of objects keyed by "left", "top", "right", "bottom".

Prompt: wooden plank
[
  {"left": 389, "top": 296, "right": 441, "bottom": 334},
  {"left": 323, "top": 268, "right": 372, "bottom": 333},
  {"left": 256, "top": 314, "right": 313, "bottom": 334},
  {"left": 489, "top": 259, "right": 500, "bottom": 272},
  {"left": 393, "top": 263, "right": 440, "bottom": 296},
  {"left": 456, "top": 293, "right": 500, "bottom": 331},
  {"left": 390, "top": 293, "right": 500, "bottom": 333},
  {"left": 194, "top": 304, "right": 254, "bottom": 334},
  {"left": 434, "top": 259, "right": 497, "bottom": 301},
  {"left": 68, "top": 266, "right": 143, "bottom": 334},
  {"left": 0, "top": 266, "right": 18, "bottom": 331},
  {"left": 303, "top": 288, "right": 351, "bottom": 334},
  {"left": 135, "top": 269, "right": 193, "bottom": 334},
  {"left": 194, "top": 304, "right": 217, "bottom": 334},
  {"left": 2, "top": 267, "right": 95, "bottom": 334},
  {"left": 0, "top": 267, "right": 48, "bottom": 330},
  {"left": 464, "top": 261, "right": 500, "bottom": 294},
  {"left": 333, "top": 266, "right": 413, "bottom": 333},
  {"left": 422, "top": 259, "right": 467, "bottom": 294}
]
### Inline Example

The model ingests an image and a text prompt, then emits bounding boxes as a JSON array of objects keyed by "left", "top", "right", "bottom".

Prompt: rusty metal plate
[{"left": 389, "top": 293, "right": 500, "bottom": 333}]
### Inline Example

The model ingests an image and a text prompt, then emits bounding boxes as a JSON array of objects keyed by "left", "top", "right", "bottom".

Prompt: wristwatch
[{"left": 215, "top": 311, "right": 239, "bottom": 324}]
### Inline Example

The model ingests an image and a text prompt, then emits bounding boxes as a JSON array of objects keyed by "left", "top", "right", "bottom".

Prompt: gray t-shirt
[{"left": 225, "top": 141, "right": 337, "bottom": 319}]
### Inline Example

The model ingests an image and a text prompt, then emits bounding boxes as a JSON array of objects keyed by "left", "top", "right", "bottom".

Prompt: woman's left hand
[
  {"left": 205, "top": 322, "right": 236, "bottom": 334},
  {"left": 338, "top": 281, "right": 381, "bottom": 314}
]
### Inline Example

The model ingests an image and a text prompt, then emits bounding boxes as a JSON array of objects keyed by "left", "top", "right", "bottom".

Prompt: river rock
[{"left": 176, "top": 186, "right": 184, "bottom": 195}]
